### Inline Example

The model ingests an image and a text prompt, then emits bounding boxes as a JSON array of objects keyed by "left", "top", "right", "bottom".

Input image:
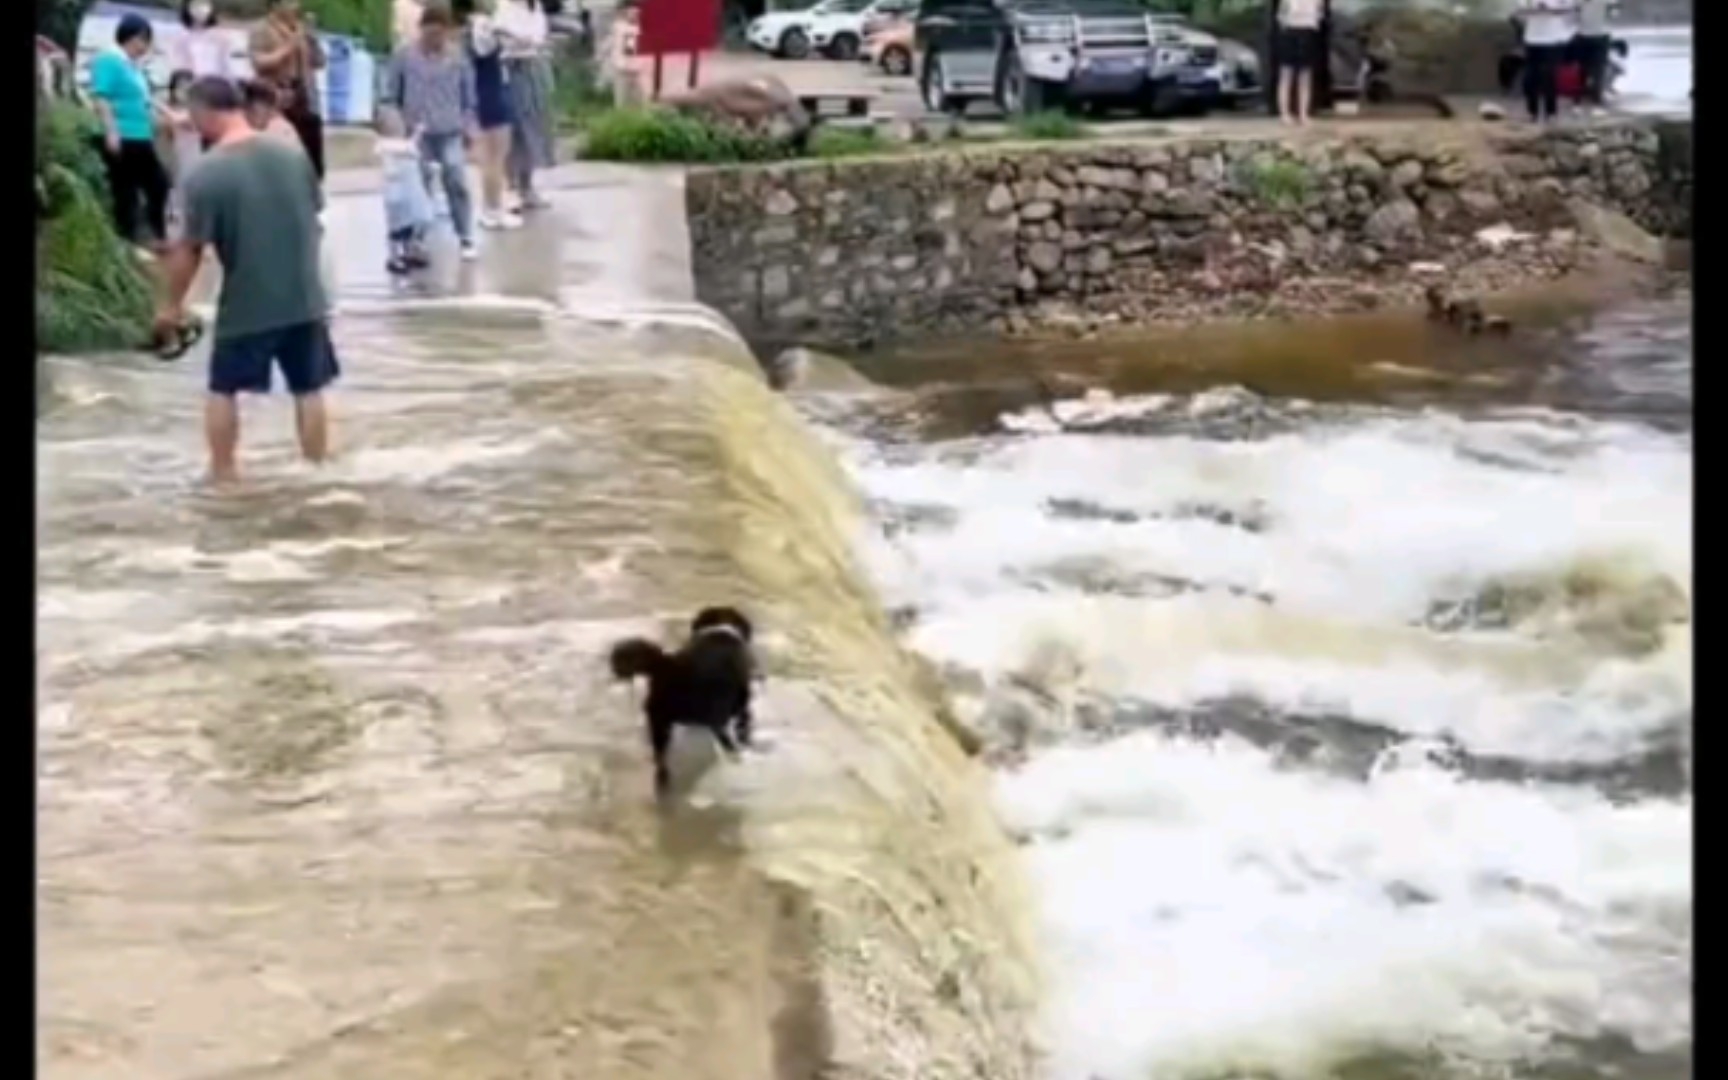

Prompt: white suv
[{"left": 747, "top": 0, "right": 880, "bottom": 60}]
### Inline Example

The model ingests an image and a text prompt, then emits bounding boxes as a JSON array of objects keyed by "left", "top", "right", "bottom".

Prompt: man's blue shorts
[{"left": 208, "top": 320, "right": 342, "bottom": 397}]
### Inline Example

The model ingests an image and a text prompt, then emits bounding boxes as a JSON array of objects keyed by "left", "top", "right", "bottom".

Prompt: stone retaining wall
[{"left": 686, "top": 120, "right": 1689, "bottom": 349}]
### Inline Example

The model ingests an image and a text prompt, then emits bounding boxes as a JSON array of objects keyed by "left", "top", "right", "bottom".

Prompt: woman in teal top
[{"left": 88, "top": 14, "right": 172, "bottom": 245}]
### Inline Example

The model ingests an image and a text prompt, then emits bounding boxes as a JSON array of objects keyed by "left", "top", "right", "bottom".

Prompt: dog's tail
[{"left": 609, "top": 637, "right": 668, "bottom": 681}]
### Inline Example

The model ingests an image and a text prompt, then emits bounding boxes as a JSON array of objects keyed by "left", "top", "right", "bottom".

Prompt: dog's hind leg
[
  {"left": 711, "top": 723, "right": 742, "bottom": 761},
  {"left": 649, "top": 715, "right": 674, "bottom": 795}
]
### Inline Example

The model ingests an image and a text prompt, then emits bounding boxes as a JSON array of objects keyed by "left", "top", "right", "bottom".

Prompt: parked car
[
  {"left": 748, "top": 0, "right": 881, "bottom": 60},
  {"left": 861, "top": 0, "right": 918, "bottom": 39},
  {"left": 914, "top": 0, "right": 1232, "bottom": 118},
  {"left": 865, "top": 19, "right": 916, "bottom": 75}
]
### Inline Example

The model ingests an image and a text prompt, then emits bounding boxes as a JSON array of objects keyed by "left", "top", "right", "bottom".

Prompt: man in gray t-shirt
[{"left": 157, "top": 76, "right": 340, "bottom": 484}]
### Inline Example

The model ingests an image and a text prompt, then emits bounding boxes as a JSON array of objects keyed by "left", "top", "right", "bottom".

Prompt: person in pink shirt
[
  {"left": 171, "top": 0, "right": 234, "bottom": 79},
  {"left": 167, "top": 0, "right": 233, "bottom": 200}
]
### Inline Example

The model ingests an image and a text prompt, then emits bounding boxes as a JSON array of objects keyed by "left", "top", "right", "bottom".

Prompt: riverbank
[{"left": 686, "top": 118, "right": 1690, "bottom": 351}]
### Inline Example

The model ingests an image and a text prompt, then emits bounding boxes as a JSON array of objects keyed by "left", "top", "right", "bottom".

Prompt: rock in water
[
  {"left": 663, "top": 76, "right": 813, "bottom": 152},
  {"left": 764, "top": 347, "right": 811, "bottom": 390},
  {"left": 764, "top": 347, "right": 882, "bottom": 393},
  {"left": 1568, "top": 199, "right": 1663, "bottom": 265}
]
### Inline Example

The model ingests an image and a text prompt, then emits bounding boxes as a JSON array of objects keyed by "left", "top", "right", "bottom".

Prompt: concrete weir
[{"left": 38, "top": 165, "right": 1038, "bottom": 1079}]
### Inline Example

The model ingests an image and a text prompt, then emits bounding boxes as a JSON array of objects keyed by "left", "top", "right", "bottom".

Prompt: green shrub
[
  {"left": 1008, "top": 111, "right": 1087, "bottom": 142},
  {"left": 38, "top": 101, "right": 109, "bottom": 207},
  {"left": 582, "top": 107, "right": 789, "bottom": 163},
  {"left": 1237, "top": 157, "right": 1312, "bottom": 209},
  {"left": 302, "top": 0, "right": 391, "bottom": 53},
  {"left": 551, "top": 40, "right": 614, "bottom": 132},
  {"left": 809, "top": 125, "right": 888, "bottom": 159},
  {"left": 36, "top": 101, "right": 154, "bottom": 355},
  {"left": 37, "top": 172, "right": 155, "bottom": 354}
]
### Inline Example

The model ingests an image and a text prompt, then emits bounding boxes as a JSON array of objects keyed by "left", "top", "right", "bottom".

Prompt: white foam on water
[
  {"left": 327, "top": 432, "right": 563, "bottom": 486},
  {"left": 841, "top": 391, "right": 1692, "bottom": 1078},
  {"left": 999, "top": 732, "right": 1690, "bottom": 1080}
]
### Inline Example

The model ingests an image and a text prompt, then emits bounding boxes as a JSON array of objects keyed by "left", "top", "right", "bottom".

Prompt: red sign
[{"left": 636, "top": 0, "right": 721, "bottom": 56}]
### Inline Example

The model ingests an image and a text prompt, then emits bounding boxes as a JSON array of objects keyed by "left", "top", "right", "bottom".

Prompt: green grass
[
  {"left": 1008, "top": 111, "right": 1089, "bottom": 142},
  {"left": 808, "top": 125, "right": 891, "bottom": 159},
  {"left": 581, "top": 107, "right": 792, "bottom": 164},
  {"left": 1238, "top": 157, "right": 1313, "bottom": 209}
]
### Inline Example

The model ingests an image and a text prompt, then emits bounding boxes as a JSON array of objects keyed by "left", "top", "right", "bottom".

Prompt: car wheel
[
  {"left": 779, "top": 27, "right": 811, "bottom": 59},
  {"left": 1139, "top": 80, "right": 1182, "bottom": 118},
  {"left": 922, "top": 53, "right": 950, "bottom": 112},
  {"left": 826, "top": 33, "right": 861, "bottom": 61},
  {"left": 881, "top": 44, "right": 912, "bottom": 76},
  {"left": 998, "top": 52, "right": 1061, "bottom": 116}
]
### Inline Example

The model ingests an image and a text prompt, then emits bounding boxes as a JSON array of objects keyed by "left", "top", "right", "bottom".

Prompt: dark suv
[{"left": 914, "top": 0, "right": 1227, "bottom": 117}]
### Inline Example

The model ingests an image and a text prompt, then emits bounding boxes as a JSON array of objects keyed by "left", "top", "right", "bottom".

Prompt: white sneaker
[
  {"left": 460, "top": 241, "right": 479, "bottom": 261},
  {"left": 478, "top": 210, "right": 524, "bottom": 230}
]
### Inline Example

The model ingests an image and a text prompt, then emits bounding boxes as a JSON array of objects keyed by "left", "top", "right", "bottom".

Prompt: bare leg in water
[
  {"left": 203, "top": 392, "right": 330, "bottom": 483},
  {"left": 294, "top": 392, "right": 330, "bottom": 464},
  {"left": 205, "top": 393, "right": 240, "bottom": 484}
]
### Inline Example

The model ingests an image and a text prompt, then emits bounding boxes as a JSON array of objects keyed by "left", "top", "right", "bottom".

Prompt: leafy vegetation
[
  {"left": 38, "top": 0, "right": 91, "bottom": 52},
  {"left": 1008, "top": 110, "right": 1088, "bottom": 142},
  {"left": 215, "top": 0, "right": 392, "bottom": 50},
  {"left": 550, "top": 38, "right": 615, "bottom": 133},
  {"left": 36, "top": 101, "right": 154, "bottom": 355},
  {"left": 301, "top": 0, "right": 392, "bottom": 52},
  {"left": 581, "top": 107, "right": 794, "bottom": 163},
  {"left": 1237, "top": 156, "right": 1312, "bottom": 208},
  {"left": 38, "top": 100, "right": 110, "bottom": 206},
  {"left": 808, "top": 125, "right": 889, "bottom": 159}
]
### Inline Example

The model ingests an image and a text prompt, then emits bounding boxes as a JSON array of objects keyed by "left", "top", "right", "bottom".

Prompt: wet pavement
[{"left": 320, "top": 162, "right": 704, "bottom": 315}]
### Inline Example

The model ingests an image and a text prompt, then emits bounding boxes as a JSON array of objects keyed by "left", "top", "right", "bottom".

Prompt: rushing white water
[{"left": 834, "top": 313, "right": 1691, "bottom": 1079}]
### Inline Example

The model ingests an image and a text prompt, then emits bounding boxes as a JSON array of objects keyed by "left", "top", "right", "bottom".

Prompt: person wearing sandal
[
  {"left": 462, "top": 0, "right": 522, "bottom": 230},
  {"left": 494, "top": 0, "right": 555, "bottom": 213}
]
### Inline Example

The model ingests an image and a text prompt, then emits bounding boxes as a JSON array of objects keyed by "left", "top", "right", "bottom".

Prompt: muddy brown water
[
  {"left": 38, "top": 165, "right": 1686, "bottom": 1080},
  {"left": 848, "top": 288, "right": 1692, "bottom": 439},
  {"left": 39, "top": 313, "right": 803, "bottom": 1079},
  {"left": 39, "top": 292, "right": 1037, "bottom": 1080}
]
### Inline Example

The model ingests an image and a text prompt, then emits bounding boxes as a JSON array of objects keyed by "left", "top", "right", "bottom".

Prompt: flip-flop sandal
[
  {"left": 386, "top": 254, "right": 413, "bottom": 275},
  {"left": 153, "top": 314, "right": 206, "bottom": 361}
]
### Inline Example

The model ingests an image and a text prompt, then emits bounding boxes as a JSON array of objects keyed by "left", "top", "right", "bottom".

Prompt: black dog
[{"left": 609, "top": 606, "right": 757, "bottom": 795}]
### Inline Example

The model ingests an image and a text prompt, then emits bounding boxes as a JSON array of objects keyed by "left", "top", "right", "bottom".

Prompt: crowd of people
[
  {"left": 1506, "top": 0, "right": 1627, "bottom": 123},
  {"left": 84, "top": 0, "right": 329, "bottom": 249},
  {"left": 379, "top": 0, "right": 557, "bottom": 265},
  {"left": 79, "top": 0, "right": 563, "bottom": 482},
  {"left": 380, "top": 0, "right": 560, "bottom": 266},
  {"left": 83, "top": 0, "right": 561, "bottom": 266}
]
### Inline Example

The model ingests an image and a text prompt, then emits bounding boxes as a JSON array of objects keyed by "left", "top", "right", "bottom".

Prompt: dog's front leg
[
  {"left": 649, "top": 716, "right": 674, "bottom": 795},
  {"left": 733, "top": 706, "right": 755, "bottom": 750}
]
